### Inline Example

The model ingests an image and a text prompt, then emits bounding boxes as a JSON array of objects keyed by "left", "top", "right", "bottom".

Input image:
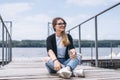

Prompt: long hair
[{"left": 52, "top": 17, "right": 70, "bottom": 46}]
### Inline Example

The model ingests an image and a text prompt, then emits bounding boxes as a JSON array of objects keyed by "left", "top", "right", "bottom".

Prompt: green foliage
[{"left": 1, "top": 39, "right": 120, "bottom": 47}]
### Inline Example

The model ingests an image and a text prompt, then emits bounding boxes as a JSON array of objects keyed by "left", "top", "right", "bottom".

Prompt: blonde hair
[
  {"left": 52, "top": 17, "right": 70, "bottom": 46},
  {"left": 61, "top": 31, "right": 70, "bottom": 46}
]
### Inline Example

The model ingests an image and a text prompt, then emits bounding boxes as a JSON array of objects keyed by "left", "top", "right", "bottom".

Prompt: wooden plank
[{"left": 0, "top": 58, "right": 120, "bottom": 80}]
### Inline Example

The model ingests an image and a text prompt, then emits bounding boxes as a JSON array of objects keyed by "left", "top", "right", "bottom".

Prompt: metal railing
[
  {"left": 0, "top": 15, "right": 12, "bottom": 67},
  {"left": 67, "top": 2, "right": 120, "bottom": 67},
  {"left": 47, "top": 22, "right": 54, "bottom": 36}
]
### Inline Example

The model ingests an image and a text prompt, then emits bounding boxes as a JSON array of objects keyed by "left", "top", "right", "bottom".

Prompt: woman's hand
[
  {"left": 69, "top": 49, "right": 76, "bottom": 59},
  {"left": 54, "top": 60, "right": 62, "bottom": 71}
]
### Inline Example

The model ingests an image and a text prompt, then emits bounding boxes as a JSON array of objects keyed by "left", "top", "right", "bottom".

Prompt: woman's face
[{"left": 55, "top": 19, "right": 66, "bottom": 32}]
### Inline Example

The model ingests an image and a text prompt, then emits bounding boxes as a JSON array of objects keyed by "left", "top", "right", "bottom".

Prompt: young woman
[{"left": 45, "top": 17, "right": 84, "bottom": 79}]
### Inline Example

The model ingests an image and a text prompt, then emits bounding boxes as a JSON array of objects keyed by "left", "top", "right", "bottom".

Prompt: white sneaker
[
  {"left": 73, "top": 69, "right": 85, "bottom": 77},
  {"left": 57, "top": 67, "right": 72, "bottom": 79}
]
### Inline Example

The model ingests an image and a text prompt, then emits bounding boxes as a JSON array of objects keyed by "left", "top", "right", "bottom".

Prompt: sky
[{"left": 0, "top": 0, "right": 120, "bottom": 40}]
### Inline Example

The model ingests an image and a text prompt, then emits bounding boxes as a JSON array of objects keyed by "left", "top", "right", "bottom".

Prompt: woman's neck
[{"left": 56, "top": 31, "right": 62, "bottom": 37}]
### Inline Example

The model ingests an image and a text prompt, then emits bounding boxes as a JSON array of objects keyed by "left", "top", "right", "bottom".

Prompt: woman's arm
[
  {"left": 47, "top": 35, "right": 57, "bottom": 61},
  {"left": 48, "top": 49, "right": 62, "bottom": 71},
  {"left": 48, "top": 49, "right": 57, "bottom": 61},
  {"left": 46, "top": 35, "right": 62, "bottom": 71}
]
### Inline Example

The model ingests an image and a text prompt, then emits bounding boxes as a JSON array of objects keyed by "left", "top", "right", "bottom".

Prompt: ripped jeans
[{"left": 45, "top": 53, "right": 81, "bottom": 73}]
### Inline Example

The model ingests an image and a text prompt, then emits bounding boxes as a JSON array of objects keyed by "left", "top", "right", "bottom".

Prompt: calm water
[{"left": 0, "top": 47, "right": 120, "bottom": 59}]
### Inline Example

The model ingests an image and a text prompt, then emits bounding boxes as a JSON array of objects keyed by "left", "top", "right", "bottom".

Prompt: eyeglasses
[{"left": 56, "top": 23, "right": 66, "bottom": 25}]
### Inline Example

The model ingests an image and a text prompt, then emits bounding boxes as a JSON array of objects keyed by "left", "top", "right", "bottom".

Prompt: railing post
[
  {"left": 110, "top": 42, "right": 113, "bottom": 61},
  {"left": 10, "top": 37, "right": 12, "bottom": 62},
  {"left": 5, "top": 30, "right": 8, "bottom": 64},
  {"left": 10, "top": 22, "right": 12, "bottom": 62},
  {"left": 2, "top": 22, "right": 5, "bottom": 66},
  {"left": 48, "top": 22, "right": 50, "bottom": 36},
  {"left": 10, "top": 21, "right": 12, "bottom": 38},
  {"left": 47, "top": 22, "right": 54, "bottom": 36},
  {"left": 95, "top": 16, "right": 98, "bottom": 67},
  {"left": 4, "top": 21, "right": 12, "bottom": 38},
  {"left": 91, "top": 42, "right": 93, "bottom": 61},
  {"left": 8, "top": 37, "right": 10, "bottom": 62},
  {"left": 78, "top": 25, "right": 81, "bottom": 53}
]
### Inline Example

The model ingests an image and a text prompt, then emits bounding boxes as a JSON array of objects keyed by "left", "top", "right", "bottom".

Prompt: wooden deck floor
[{"left": 0, "top": 58, "right": 120, "bottom": 80}]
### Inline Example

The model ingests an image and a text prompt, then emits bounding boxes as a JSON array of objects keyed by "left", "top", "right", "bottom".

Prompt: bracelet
[{"left": 53, "top": 59, "right": 58, "bottom": 62}]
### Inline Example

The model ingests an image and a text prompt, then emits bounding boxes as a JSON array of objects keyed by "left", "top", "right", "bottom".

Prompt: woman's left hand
[{"left": 69, "top": 49, "right": 76, "bottom": 59}]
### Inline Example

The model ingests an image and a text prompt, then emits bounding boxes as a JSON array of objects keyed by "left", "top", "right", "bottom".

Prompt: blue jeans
[{"left": 45, "top": 53, "right": 81, "bottom": 73}]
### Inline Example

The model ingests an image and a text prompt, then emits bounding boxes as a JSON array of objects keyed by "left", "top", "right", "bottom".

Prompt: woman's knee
[
  {"left": 76, "top": 53, "right": 82, "bottom": 61},
  {"left": 45, "top": 63, "right": 56, "bottom": 73},
  {"left": 46, "top": 59, "right": 54, "bottom": 67}
]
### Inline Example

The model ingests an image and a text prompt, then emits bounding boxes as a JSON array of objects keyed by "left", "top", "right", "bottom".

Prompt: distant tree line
[
  {"left": 73, "top": 39, "right": 120, "bottom": 47},
  {"left": 0, "top": 39, "right": 120, "bottom": 47},
  {"left": 0, "top": 40, "right": 46, "bottom": 47}
]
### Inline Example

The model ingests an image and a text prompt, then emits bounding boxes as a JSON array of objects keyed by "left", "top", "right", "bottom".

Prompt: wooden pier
[
  {"left": 0, "top": 58, "right": 120, "bottom": 80},
  {"left": 82, "top": 58, "right": 120, "bottom": 69}
]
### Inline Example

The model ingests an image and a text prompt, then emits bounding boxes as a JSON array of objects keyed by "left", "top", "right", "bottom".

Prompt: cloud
[
  {"left": 13, "top": 14, "right": 51, "bottom": 40},
  {"left": 66, "top": 0, "right": 120, "bottom": 6},
  {"left": 12, "top": 13, "right": 89, "bottom": 40},
  {"left": 0, "top": 2, "right": 52, "bottom": 40},
  {"left": 66, "top": 0, "right": 104, "bottom": 6},
  {"left": 65, "top": 14, "right": 90, "bottom": 30},
  {"left": 0, "top": 2, "right": 33, "bottom": 20},
  {"left": 1, "top": 1, "right": 119, "bottom": 40}
]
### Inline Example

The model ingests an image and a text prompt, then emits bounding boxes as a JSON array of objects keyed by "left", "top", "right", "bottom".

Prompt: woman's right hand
[
  {"left": 69, "top": 49, "right": 76, "bottom": 59},
  {"left": 54, "top": 60, "right": 61, "bottom": 71}
]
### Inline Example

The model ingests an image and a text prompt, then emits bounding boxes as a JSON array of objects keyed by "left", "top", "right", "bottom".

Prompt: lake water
[{"left": 1, "top": 47, "right": 120, "bottom": 59}]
